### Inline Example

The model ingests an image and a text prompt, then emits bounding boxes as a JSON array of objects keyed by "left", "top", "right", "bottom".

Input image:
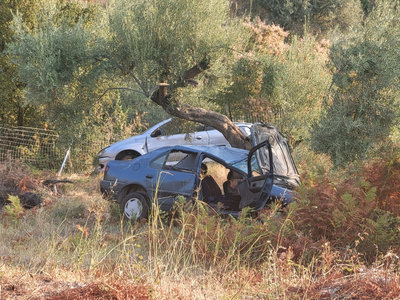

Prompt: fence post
[{"left": 57, "top": 147, "right": 70, "bottom": 178}]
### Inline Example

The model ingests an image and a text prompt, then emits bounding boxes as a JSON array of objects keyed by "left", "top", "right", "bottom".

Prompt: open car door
[
  {"left": 238, "top": 141, "right": 274, "bottom": 210},
  {"left": 251, "top": 123, "right": 301, "bottom": 189}
]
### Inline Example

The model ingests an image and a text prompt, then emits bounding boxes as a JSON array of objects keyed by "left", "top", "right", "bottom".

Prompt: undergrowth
[{"left": 1, "top": 153, "right": 400, "bottom": 299}]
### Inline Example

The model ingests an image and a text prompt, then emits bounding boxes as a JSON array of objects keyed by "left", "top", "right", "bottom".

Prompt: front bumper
[{"left": 97, "top": 156, "right": 112, "bottom": 172}]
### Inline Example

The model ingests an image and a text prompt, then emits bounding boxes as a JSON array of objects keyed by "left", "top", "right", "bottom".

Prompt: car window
[
  {"left": 158, "top": 118, "right": 206, "bottom": 136},
  {"left": 250, "top": 151, "right": 262, "bottom": 176},
  {"left": 149, "top": 153, "right": 169, "bottom": 169},
  {"left": 241, "top": 126, "right": 251, "bottom": 136},
  {"left": 205, "top": 125, "right": 251, "bottom": 136},
  {"left": 164, "top": 150, "right": 198, "bottom": 172},
  {"left": 231, "top": 146, "right": 266, "bottom": 176}
]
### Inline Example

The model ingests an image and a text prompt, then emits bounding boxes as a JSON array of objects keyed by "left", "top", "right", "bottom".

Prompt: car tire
[
  {"left": 120, "top": 192, "right": 149, "bottom": 221},
  {"left": 116, "top": 151, "right": 140, "bottom": 161},
  {"left": 121, "top": 154, "right": 134, "bottom": 161}
]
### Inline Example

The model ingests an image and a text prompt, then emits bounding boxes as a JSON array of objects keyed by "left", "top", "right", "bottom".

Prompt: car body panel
[
  {"left": 97, "top": 118, "right": 252, "bottom": 171},
  {"left": 146, "top": 130, "right": 209, "bottom": 152},
  {"left": 155, "top": 170, "right": 197, "bottom": 211},
  {"left": 101, "top": 138, "right": 298, "bottom": 217}
]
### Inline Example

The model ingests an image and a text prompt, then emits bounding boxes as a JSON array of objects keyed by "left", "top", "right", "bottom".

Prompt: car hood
[{"left": 251, "top": 123, "right": 300, "bottom": 184}]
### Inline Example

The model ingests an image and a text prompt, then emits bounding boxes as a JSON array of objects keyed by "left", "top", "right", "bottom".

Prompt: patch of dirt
[
  {"left": 0, "top": 276, "right": 150, "bottom": 300},
  {"left": 0, "top": 158, "right": 67, "bottom": 211},
  {"left": 43, "top": 282, "right": 150, "bottom": 300},
  {"left": 0, "top": 158, "right": 41, "bottom": 209}
]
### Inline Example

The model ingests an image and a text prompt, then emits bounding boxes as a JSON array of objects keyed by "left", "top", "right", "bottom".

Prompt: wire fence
[
  {"left": 0, "top": 116, "right": 285, "bottom": 174},
  {"left": 0, "top": 125, "right": 108, "bottom": 173}
]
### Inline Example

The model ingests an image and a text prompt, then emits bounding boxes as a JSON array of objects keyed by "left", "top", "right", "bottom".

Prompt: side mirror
[{"left": 150, "top": 129, "right": 162, "bottom": 138}]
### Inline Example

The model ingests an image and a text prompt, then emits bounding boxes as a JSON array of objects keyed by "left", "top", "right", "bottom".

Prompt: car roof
[
  {"left": 143, "top": 118, "right": 252, "bottom": 135},
  {"left": 157, "top": 145, "right": 249, "bottom": 165}
]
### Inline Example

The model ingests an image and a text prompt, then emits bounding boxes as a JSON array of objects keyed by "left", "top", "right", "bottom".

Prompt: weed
[{"left": 3, "top": 195, "right": 25, "bottom": 226}]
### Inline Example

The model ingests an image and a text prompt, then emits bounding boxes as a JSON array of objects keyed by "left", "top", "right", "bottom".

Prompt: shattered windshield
[{"left": 232, "top": 155, "right": 261, "bottom": 176}]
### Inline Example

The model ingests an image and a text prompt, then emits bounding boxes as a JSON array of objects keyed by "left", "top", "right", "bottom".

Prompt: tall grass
[{"left": 1, "top": 155, "right": 400, "bottom": 298}]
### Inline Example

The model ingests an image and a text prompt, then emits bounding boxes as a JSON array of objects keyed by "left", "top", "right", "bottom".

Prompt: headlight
[{"left": 98, "top": 146, "right": 110, "bottom": 157}]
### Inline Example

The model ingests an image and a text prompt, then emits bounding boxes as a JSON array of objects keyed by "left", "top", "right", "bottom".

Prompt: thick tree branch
[
  {"left": 167, "top": 104, "right": 253, "bottom": 150},
  {"left": 152, "top": 83, "right": 170, "bottom": 106},
  {"left": 149, "top": 59, "right": 252, "bottom": 150},
  {"left": 182, "top": 57, "right": 211, "bottom": 86},
  {"left": 93, "top": 56, "right": 251, "bottom": 150}
]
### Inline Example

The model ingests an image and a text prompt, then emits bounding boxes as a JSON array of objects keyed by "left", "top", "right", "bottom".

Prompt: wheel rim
[{"left": 124, "top": 198, "right": 143, "bottom": 220}]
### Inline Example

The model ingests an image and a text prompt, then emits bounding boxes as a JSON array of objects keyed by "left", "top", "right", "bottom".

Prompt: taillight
[{"left": 105, "top": 166, "right": 110, "bottom": 172}]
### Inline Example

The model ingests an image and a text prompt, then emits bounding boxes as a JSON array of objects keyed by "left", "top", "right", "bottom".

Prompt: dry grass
[{"left": 1, "top": 158, "right": 400, "bottom": 299}]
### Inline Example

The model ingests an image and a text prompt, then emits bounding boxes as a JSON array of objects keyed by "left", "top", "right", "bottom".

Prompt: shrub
[{"left": 287, "top": 153, "right": 400, "bottom": 262}]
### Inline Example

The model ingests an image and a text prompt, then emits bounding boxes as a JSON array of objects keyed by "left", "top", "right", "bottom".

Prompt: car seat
[
  {"left": 200, "top": 163, "right": 222, "bottom": 200},
  {"left": 201, "top": 175, "right": 222, "bottom": 200}
]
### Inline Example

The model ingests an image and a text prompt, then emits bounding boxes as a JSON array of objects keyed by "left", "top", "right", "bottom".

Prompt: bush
[{"left": 286, "top": 152, "right": 400, "bottom": 262}]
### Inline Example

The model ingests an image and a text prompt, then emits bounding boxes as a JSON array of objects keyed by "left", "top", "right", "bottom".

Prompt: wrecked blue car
[{"left": 100, "top": 123, "right": 300, "bottom": 220}]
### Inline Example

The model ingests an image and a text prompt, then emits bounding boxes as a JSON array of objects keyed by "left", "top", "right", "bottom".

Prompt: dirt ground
[{"left": 0, "top": 275, "right": 150, "bottom": 300}]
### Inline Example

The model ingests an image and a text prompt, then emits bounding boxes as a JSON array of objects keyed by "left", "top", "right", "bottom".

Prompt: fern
[{"left": 4, "top": 195, "right": 25, "bottom": 225}]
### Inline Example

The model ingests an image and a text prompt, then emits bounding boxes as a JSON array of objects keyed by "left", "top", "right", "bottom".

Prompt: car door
[
  {"left": 238, "top": 141, "right": 274, "bottom": 210},
  {"left": 146, "top": 119, "right": 209, "bottom": 152},
  {"left": 205, "top": 126, "right": 230, "bottom": 146},
  {"left": 147, "top": 149, "right": 199, "bottom": 211},
  {"left": 250, "top": 123, "right": 300, "bottom": 187},
  {"left": 206, "top": 125, "right": 251, "bottom": 147}
]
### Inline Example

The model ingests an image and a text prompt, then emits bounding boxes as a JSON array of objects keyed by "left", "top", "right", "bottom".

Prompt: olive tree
[
  {"left": 215, "top": 20, "right": 332, "bottom": 145},
  {"left": 233, "top": 0, "right": 363, "bottom": 37},
  {"left": 0, "top": 0, "right": 43, "bottom": 126},
  {"left": 311, "top": 0, "right": 400, "bottom": 166},
  {"left": 8, "top": 0, "right": 256, "bottom": 149}
]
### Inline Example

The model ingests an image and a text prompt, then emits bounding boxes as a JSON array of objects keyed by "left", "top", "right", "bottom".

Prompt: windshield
[{"left": 232, "top": 155, "right": 261, "bottom": 176}]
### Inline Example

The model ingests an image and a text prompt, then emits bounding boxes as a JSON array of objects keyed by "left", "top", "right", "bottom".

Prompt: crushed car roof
[{"left": 160, "top": 145, "right": 249, "bottom": 165}]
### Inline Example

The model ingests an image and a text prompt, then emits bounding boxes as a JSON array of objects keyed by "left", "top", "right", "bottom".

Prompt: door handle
[
  {"left": 196, "top": 136, "right": 202, "bottom": 140},
  {"left": 146, "top": 174, "right": 154, "bottom": 179}
]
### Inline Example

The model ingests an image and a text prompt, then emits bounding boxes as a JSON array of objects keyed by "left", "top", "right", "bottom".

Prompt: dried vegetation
[{"left": 1, "top": 151, "right": 400, "bottom": 299}]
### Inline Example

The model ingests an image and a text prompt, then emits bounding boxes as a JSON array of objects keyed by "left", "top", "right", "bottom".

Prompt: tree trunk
[
  {"left": 126, "top": 57, "right": 254, "bottom": 151},
  {"left": 151, "top": 86, "right": 253, "bottom": 150}
]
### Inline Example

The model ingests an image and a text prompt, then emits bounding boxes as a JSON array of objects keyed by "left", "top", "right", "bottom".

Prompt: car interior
[{"left": 199, "top": 157, "right": 243, "bottom": 211}]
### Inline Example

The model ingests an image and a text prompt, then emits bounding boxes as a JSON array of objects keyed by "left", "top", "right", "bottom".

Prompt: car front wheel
[{"left": 120, "top": 192, "right": 149, "bottom": 221}]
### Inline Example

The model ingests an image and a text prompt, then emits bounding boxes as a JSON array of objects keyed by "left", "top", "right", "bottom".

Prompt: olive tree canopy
[
  {"left": 8, "top": 0, "right": 254, "bottom": 149},
  {"left": 311, "top": 0, "right": 400, "bottom": 166}
]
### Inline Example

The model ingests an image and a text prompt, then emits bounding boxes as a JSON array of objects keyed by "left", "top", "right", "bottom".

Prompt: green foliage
[
  {"left": 0, "top": 0, "right": 44, "bottom": 126},
  {"left": 106, "top": 0, "right": 247, "bottom": 84},
  {"left": 0, "top": 0, "right": 104, "bottom": 127},
  {"left": 9, "top": 0, "right": 247, "bottom": 109},
  {"left": 8, "top": 3, "right": 100, "bottom": 103},
  {"left": 4, "top": 195, "right": 25, "bottom": 225},
  {"left": 219, "top": 20, "right": 331, "bottom": 144},
  {"left": 360, "top": 0, "right": 371, "bottom": 13},
  {"left": 274, "top": 33, "right": 331, "bottom": 142},
  {"left": 311, "top": 0, "right": 400, "bottom": 167},
  {"left": 6, "top": 0, "right": 251, "bottom": 142},
  {"left": 235, "top": 0, "right": 363, "bottom": 37}
]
